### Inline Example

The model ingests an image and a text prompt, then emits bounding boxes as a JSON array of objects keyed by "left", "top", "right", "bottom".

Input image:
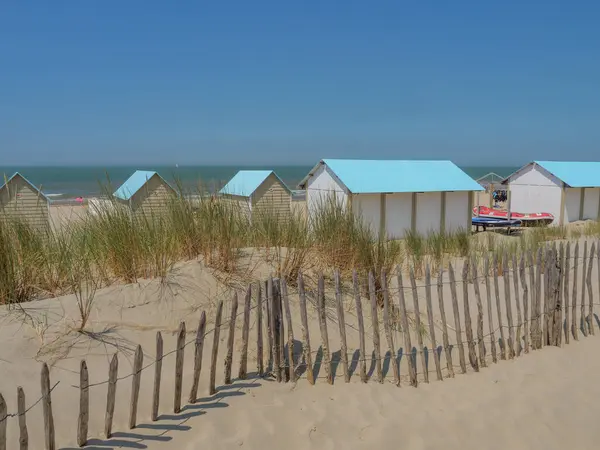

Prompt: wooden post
[
  {"left": 440, "top": 191, "right": 447, "bottom": 234},
  {"left": 483, "top": 256, "right": 497, "bottom": 363},
  {"left": 209, "top": 300, "right": 224, "bottom": 395},
  {"left": 411, "top": 193, "right": 417, "bottom": 234},
  {"left": 409, "top": 267, "right": 428, "bottom": 381},
  {"left": 368, "top": 271, "right": 384, "bottom": 383},
  {"left": 353, "top": 270, "right": 368, "bottom": 383},
  {"left": 587, "top": 242, "right": 595, "bottom": 335},
  {"left": 0, "top": 394, "right": 6, "bottom": 450},
  {"left": 471, "top": 258, "right": 486, "bottom": 367},
  {"left": 547, "top": 247, "right": 556, "bottom": 345},
  {"left": 298, "top": 272, "right": 315, "bottom": 385},
  {"left": 239, "top": 286, "right": 252, "bottom": 380},
  {"left": 256, "top": 283, "right": 264, "bottom": 376},
  {"left": 382, "top": 270, "right": 400, "bottom": 385},
  {"left": 493, "top": 255, "right": 507, "bottom": 359},
  {"left": 189, "top": 312, "right": 206, "bottom": 403},
  {"left": 581, "top": 242, "right": 588, "bottom": 337},
  {"left": 533, "top": 248, "right": 542, "bottom": 348},
  {"left": 572, "top": 242, "right": 579, "bottom": 341},
  {"left": 77, "top": 360, "right": 89, "bottom": 447},
  {"left": 543, "top": 247, "right": 550, "bottom": 345},
  {"left": 520, "top": 255, "right": 530, "bottom": 353},
  {"left": 17, "top": 387, "right": 28, "bottom": 450},
  {"left": 281, "top": 278, "right": 296, "bottom": 382},
  {"left": 379, "top": 193, "right": 386, "bottom": 238},
  {"left": 129, "top": 345, "right": 143, "bottom": 429},
  {"left": 564, "top": 243, "right": 571, "bottom": 344},
  {"left": 41, "top": 363, "right": 55, "bottom": 450},
  {"left": 104, "top": 353, "right": 118, "bottom": 437},
  {"left": 275, "top": 279, "right": 287, "bottom": 382},
  {"left": 437, "top": 266, "right": 455, "bottom": 376},
  {"left": 152, "top": 332, "right": 163, "bottom": 419},
  {"left": 174, "top": 322, "right": 186, "bottom": 413},
  {"left": 266, "top": 279, "right": 274, "bottom": 371},
  {"left": 269, "top": 278, "right": 281, "bottom": 382},
  {"left": 317, "top": 273, "right": 333, "bottom": 384},
  {"left": 559, "top": 185, "right": 566, "bottom": 225},
  {"left": 556, "top": 244, "right": 565, "bottom": 345},
  {"left": 502, "top": 253, "right": 516, "bottom": 358},
  {"left": 462, "top": 261, "right": 479, "bottom": 371},
  {"left": 511, "top": 254, "right": 522, "bottom": 355},
  {"left": 425, "top": 265, "right": 443, "bottom": 381},
  {"left": 448, "top": 263, "right": 467, "bottom": 373},
  {"left": 579, "top": 188, "right": 586, "bottom": 221},
  {"left": 397, "top": 269, "right": 418, "bottom": 386},
  {"left": 335, "top": 270, "right": 350, "bottom": 383},
  {"left": 527, "top": 251, "right": 535, "bottom": 350},
  {"left": 224, "top": 294, "right": 238, "bottom": 385}
]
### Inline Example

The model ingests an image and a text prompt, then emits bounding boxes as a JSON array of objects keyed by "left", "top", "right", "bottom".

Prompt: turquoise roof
[
  {"left": 220, "top": 170, "right": 290, "bottom": 197},
  {"left": 534, "top": 161, "right": 600, "bottom": 188},
  {"left": 114, "top": 170, "right": 170, "bottom": 200},
  {"left": 300, "top": 159, "right": 483, "bottom": 193}
]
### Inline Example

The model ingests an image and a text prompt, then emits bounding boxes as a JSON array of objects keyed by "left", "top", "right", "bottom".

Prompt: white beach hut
[
  {"left": 0, "top": 172, "right": 50, "bottom": 231},
  {"left": 298, "top": 159, "right": 483, "bottom": 238},
  {"left": 502, "top": 161, "right": 600, "bottom": 226},
  {"left": 113, "top": 170, "right": 177, "bottom": 217}
]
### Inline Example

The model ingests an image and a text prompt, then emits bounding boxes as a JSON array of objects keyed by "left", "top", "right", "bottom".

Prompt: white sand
[{"left": 1, "top": 241, "right": 599, "bottom": 449}]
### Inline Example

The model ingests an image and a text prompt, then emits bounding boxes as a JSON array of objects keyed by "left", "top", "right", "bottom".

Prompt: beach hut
[
  {"left": 298, "top": 159, "right": 483, "bottom": 238},
  {"left": 0, "top": 172, "right": 50, "bottom": 230},
  {"left": 219, "top": 170, "right": 292, "bottom": 221},
  {"left": 113, "top": 170, "right": 176, "bottom": 217},
  {"left": 503, "top": 161, "right": 600, "bottom": 226}
]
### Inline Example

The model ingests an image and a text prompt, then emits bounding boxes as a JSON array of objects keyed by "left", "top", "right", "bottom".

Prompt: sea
[{"left": 0, "top": 165, "right": 520, "bottom": 200}]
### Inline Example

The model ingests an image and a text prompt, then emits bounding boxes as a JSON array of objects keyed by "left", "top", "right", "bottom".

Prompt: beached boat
[{"left": 473, "top": 206, "right": 554, "bottom": 225}]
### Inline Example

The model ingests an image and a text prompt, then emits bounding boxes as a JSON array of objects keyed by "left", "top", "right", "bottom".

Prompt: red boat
[{"left": 473, "top": 206, "right": 554, "bottom": 226}]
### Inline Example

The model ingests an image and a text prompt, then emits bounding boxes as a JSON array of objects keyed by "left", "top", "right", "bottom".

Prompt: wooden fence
[{"left": 0, "top": 240, "right": 598, "bottom": 449}]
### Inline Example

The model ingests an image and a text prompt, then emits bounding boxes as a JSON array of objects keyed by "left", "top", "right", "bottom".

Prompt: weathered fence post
[
  {"left": 41, "top": 363, "right": 55, "bottom": 450},
  {"left": 527, "top": 250, "right": 535, "bottom": 350},
  {"left": 256, "top": 283, "right": 264, "bottom": 376},
  {"left": 17, "top": 387, "right": 28, "bottom": 450},
  {"left": 239, "top": 286, "right": 252, "bottom": 380},
  {"left": 105, "top": 353, "right": 118, "bottom": 437},
  {"left": 269, "top": 279, "right": 281, "bottom": 382},
  {"left": 335, "top": 270, "right": 350, "bottom": 383},
  {"left": 581, "top": 241, "right": 588, "bottom": 337},
  {"left": 209, "top": 301, "right": 224, "bottom": 395},
  {"left": 189, "top": 312, "right": 206, "bottom": 404},
  {"left": 555, "top": 244, "right": 565, "bottom": 345},
  {"left": 572, "top": 242, "right": 579, "bottom": 341},
  {"left": 382, "top": 270, "right": 400, "bottom": 385},
  {"left": 409, "top": 267, "right": 429, "bottom": 381},
  {"left": 368, "top": 271, "right": 384, "bottom": 383},
  {"left": 512, "top": 254, "right": 523, "bottom": 355},
  {"left": 471, "top": 258, "right": 486, "bottom": 368},
  {"left": 152, "top": 332, "right": 163, "bottom": 420},
  {"left": 437, "top": 266, "right": 455, "bottom": 376},
  {"left": 77, "top": 360, "right": 89, "bottom": 447},
  {"left": 425, "top": 264, "right": 443, "bottom": 380},
  {"left": 493, "top": 255, "right": 507, "bottom": 358},
  {"left": 448, "top": 263, "right": 467, "bottom": 373},
  {"left": 353, "top": 270, "right": 368, "bottom": 383},
  {"left": 129, "top": 345, "right": 143, "bottom": 429},
  {"left": 224, "top": 294, "right": 238, "bottom": 385},
  {"left": 519, "top": 254, "right": 530, "bottom": 353},
  {"left": 318, "top": 273, "right": 333, "bottom": 384},
  {"left": 484, "top": 256, "right": 497, "bottom": 363},
  {"left": 462, "top": 261, "right": 479, "bottom": 371},
  {"left": 534, "top": 247, "right": 543, "bottom": 348},
  {"left": 275, "top": 279, "right": 287, "bottom": 382},
  {"left": 298, "top": 272, "right": 315, "bottom": 385},
  {"left": 281, "top": 278, "right": 295, "bottom": 382},
  {"left": 564, "top": 243, "right": 571, "bottom": 344},
  {"left": 266, "top": 279, "right": 274, "bottom": 371},
  {"left": 174, "top": 321, "right": 186, "bottom": 413},
  {"left": 502, "top": 253, "right": 516, "bottom": 358},
  {"left": 397, "top": 269, "right": 418, "bottom": 386},
  {"left": 586, "top": 242, "right": 595, "bottom": 335},
  {"left": 0, "top": 393, "right": 6, "bottom": 450}
]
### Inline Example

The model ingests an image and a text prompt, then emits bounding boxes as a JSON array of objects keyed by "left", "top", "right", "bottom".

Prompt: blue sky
[{"left": 1, "top": 1, "right": 599, "bottom": 166}]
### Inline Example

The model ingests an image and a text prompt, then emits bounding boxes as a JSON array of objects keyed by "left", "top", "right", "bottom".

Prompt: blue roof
[
  {"left": 533, "top": 161, "right": 600, "bottom": 188},
  {"left": 114, "top": 170, "right": 171, "bottom": 200},
  {"left": 300, "top": 159, "right": 483, "bottom": 193},
  {"left": 219, "top": 170, "right": 290, "bottom": 196},
  {"left": 0, "top": 172, "right": 49, "bottom": 201}
]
